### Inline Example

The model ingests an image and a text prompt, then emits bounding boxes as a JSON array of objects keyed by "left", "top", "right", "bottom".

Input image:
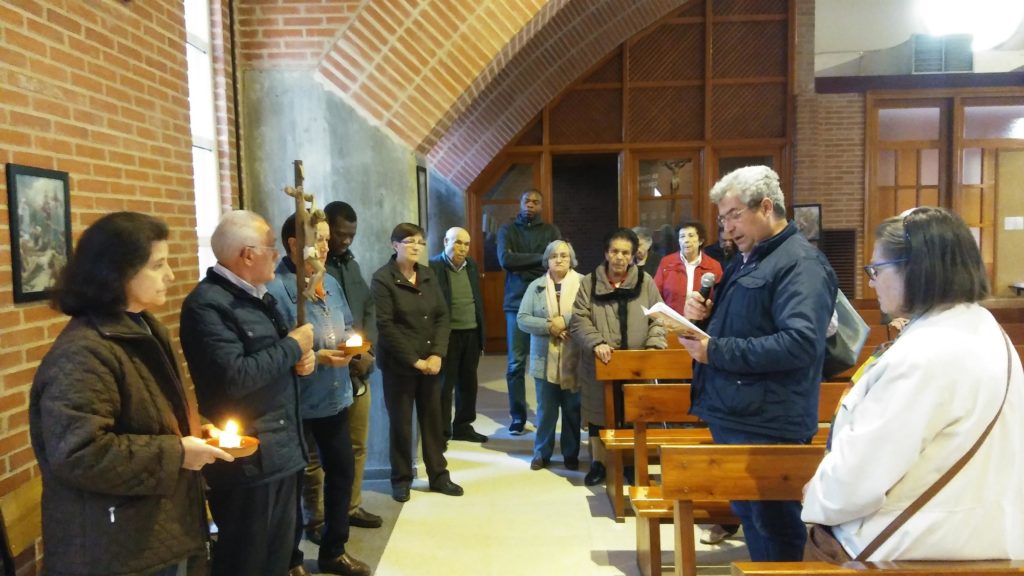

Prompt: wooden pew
[
  {"left": 660, "top": 445, "right": 825, "bottom": 576},
  {"left": 731, "top": 560, "right": 1024, "bottom": 575},
  {"left": 627, "top": 384, "right": 846, "bottom": 576},
  {"left": 1, "top": 475, "right": 42, "bottom": 576},
  {"left": 595, "top": 349, "right": 694, "bottom": 521}
]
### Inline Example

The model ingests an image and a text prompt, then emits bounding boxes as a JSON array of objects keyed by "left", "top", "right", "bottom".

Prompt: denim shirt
[{"left": 266, "top": 258, "right": 356, "bottom": 419}]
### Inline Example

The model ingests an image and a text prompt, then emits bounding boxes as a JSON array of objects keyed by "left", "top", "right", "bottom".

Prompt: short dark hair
[
  {"left": 280, "top": 213, "right": 297, "bottom": 251},
  {"left": 521, "top": 189, "right": 542, "bottom": 201},
  {"left": 678, "top": 219, "right": 708, "bottom": 247},
  {"left": 604, "top": 227, "right": 639, "bottom": 256},
  {"left": 875, "top": 207, "right": 989, "bottom": 316},
  {"left": 324, "top": 201, "right": 357, "bottom": 225},
  {"left": 54, "top": 212, "right": 169, "bottom": 317},
  {"left": 390, "top": 222, "right": 425, "bottom": 243}
]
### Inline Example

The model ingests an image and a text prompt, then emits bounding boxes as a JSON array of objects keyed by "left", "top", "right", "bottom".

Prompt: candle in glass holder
[
  {"left": 345, "top": 334, "right": 362, "bottom": 348},
  {"left": 219, "top": 420, "right": 241, "bottom": 449}
]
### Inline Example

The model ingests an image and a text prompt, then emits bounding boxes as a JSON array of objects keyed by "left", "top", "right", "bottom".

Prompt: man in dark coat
[
  {"left": 497, "top": 189, "right": 561, "bottom": 434},
  {"left": 681, "top": 166, "right": 838, "bottom": 563},
  {"left": 429, "top": 227, "right": 487, "bottom": 444},
  {"left": 180, "top": 210, "right": 319, "bottom": 576}
]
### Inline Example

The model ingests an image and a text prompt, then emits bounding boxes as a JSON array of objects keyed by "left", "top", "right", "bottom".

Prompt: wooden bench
[
  {"left": 1, "top": 475, "right": 42, "bottom": 576},
  {"left": 628, "top": 384, "right": 847, "bottom": 576},
  {"left": 595, "top": 349, "right": 694, "bottom": 521},
  {"left": 731, "top": 560, "right": 1024, "bottom": 575},
  {"left": 661, "top": 445, "right": 826, "bottom": 576}
]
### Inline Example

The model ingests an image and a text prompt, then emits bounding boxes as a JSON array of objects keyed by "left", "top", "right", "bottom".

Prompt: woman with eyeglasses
[
  {"left": 802, "top": 207, "right": 1024, "bottom": 561},
  {"left": 371, "top": 223, "right": 463, "bottom": 503},
  {"left": 653, "top": 219, "right": 723, "bottom": 316},
  {"left": 517, "top": 240, "right": 584, "bottom": 471}
]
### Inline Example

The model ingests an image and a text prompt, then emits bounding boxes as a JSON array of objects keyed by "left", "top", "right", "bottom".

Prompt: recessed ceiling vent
[{"left": 913, "top": 34, "right": 974, "bottom": 73}]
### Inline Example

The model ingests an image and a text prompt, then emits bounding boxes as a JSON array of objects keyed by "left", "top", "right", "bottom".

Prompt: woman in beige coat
[{"left": 570, "top": 228, "right": 666, "bottom": 486}]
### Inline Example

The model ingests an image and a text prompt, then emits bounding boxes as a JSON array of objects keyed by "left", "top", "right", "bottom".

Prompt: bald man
[
  {"left": 428, "top": 227, "right": 487, "bottom": 444},
  {"left": 180, "top": 210, "right": 317, "bottom": 576}
]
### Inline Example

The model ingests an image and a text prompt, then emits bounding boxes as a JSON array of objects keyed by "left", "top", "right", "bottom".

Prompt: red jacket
[{"left": 653, "top": 251, "right": 723, "bottom": 315}]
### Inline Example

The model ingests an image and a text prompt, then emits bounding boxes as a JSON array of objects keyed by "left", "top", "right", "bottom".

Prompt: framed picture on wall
[
  {"left": 416, "top": 165, "right": 428, "bottom": 228},
  {"left": 793, "top": 203, "right": 822, "bottom": 242},
  {"left": 6, "top": 163, "right": 72, "bottom": 303}
]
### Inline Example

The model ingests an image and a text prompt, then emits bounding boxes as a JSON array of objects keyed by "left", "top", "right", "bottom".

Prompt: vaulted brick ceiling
[{"left": 238, "top": 0, "right": 693, "bottom": 188}]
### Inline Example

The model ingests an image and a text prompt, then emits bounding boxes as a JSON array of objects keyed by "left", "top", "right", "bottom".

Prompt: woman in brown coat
[{"left": 29, "top": 212, "right": 231, "bottom": 576}]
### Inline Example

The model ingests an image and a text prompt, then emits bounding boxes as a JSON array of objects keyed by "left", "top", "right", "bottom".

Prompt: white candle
[
  {"left": 219, "top": 420, "right": 241, "bottom": 449},
  {"left": 345, "top": 334, "right": 362, "bottom": 348}
]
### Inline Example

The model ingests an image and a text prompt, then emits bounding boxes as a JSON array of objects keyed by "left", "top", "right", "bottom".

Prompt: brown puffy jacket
[{"left": 29, "top": 312, "right": 209, "bottom": 576}]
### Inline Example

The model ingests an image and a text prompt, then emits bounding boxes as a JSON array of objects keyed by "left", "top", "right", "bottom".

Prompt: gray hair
[
  {"left": 542, "top": 239, "right": 577, "bottom": 270},
  {"left": 709, "top": 165, "right": 786, "bottom": 217},
  {"left": 631, "top": 226, "right": 653, "bottom": 245},
  {"left": 211, "top": 210, "right": 268, "bottom": 262}
]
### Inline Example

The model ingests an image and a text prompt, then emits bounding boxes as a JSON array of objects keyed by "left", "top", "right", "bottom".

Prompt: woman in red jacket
[{"left": 653, "top": 219, "right": 723, "bottom": 315}]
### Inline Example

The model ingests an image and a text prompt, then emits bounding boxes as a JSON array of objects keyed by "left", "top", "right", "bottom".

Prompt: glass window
[
  {"left": 962, "top": 148, "right": 983, "bottom": 185},
  {"left": 877, "top": 150, "right": 896, "bottom": 186},
  {"left": 963, "top": 105, "right": 1024, "bottom": 140},
  {"left": 878, "top": 108, "right": 940, "bottom": 141},
  {"left": 185, "top": 0, "right": 220, "bottom": 274}
]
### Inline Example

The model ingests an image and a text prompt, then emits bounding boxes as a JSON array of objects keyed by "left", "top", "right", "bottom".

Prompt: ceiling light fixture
[{"left": 920, "top": 0, "right": 1024, "bottom": 51}]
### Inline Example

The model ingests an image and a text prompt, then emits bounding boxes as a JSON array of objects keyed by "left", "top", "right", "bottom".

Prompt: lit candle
[
  {"left": 345, "top": 334, "right": 362, "bottom": 348},
  {"left": 219, "top": 420, "right": 241, "bottom": 449}
]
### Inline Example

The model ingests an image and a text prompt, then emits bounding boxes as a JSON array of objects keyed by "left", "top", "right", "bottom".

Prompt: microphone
[{"left": 698, "top": 272, "right": 716, "bottom": 300}]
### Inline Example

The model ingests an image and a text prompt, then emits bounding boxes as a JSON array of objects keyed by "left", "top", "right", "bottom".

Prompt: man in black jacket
[
  {"left": 429, "top": 227, "right": 487, "bottom": 444},
  {"left": 180, "top": 210, "right": 331, "bottom": 576},
  {"left": 497, "top": 189, "right": 561, "bottom": 434}
]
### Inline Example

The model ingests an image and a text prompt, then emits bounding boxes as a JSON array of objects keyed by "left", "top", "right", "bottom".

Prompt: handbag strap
[{"left": 855, "top": 327, "right": 1014, "bottom": 560}]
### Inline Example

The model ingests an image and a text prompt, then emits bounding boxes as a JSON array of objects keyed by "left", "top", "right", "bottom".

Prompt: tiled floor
[{"left": 298, "top": 354, "right": 748, "bottom": 575}]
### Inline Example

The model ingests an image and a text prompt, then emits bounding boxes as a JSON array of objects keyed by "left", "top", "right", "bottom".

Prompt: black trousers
[
  {"left": 294, "top": 409, "right": 354, "bottom": 560},
  {"left": 440, "top": 329, "right": 482, "bottom": 438},
  {"left": 208, "top": 472, "right": 299, "bottom": 576},
  {"left": 382, "top": 368, "right": 450, "bottom": 487}
]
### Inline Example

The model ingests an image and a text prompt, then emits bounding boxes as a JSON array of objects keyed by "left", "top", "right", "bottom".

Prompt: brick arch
[{"left": 427, "top": 0, "right": 692, "bottom": 188}]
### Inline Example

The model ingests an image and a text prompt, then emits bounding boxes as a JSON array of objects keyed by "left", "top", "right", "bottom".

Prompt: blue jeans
[
  {"left": 707, "top": 423, "right": 810, "bottom": 561},
  {"left": 505, "top": 312, "right": 530, "bottom": 422},
  {"left": 533, "top": 377, "right": 581, "bottom": 461}
]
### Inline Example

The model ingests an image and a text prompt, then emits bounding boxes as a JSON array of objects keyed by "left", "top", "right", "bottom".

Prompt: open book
[{"left": 642, "top": 302, "right": 710, "bottom": 339}]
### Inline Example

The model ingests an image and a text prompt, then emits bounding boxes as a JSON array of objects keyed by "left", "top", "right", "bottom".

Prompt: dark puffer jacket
[
  {"left": 497, "top": 214, "right": 562, "bottom": 312},
  {"left": 179, "top": 269, "right": 307, "bottom": 488},
  {"left": 29, "top": 312, "right": 208, "bottom": 576}
]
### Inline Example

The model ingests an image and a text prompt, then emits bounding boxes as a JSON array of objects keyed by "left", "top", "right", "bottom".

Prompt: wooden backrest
[
  {"left": 660, "top": 444, "right": 824, "bottom": 501},
  {"left": 622, "top": 383, "right": 696, "bottom": 423},
  {"left": 594, "top": 349, "right": 694, "bottom": 381},
  {"left": 818, "top": 382, "right": 847, "bottom": 421},
  {"left": 0, "top": 475, "right": 42, "bottom": 575},
  {"left": 731, "top": 560, "right": 1024, "bottom": 575}
]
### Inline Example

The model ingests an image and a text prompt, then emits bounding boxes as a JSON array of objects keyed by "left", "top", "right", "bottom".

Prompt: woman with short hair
[
  {"left": 30, "top": 212, "right": 232, "bottom": 576},
  {"left": 372, "top": 223, "right": 463, "bottom": 503},
  {"left": 653, "top": 219, "right": 723, "bottom": 315},
  {"left": 518, "top": 240, "right": 584, "bottom": 471},
  {"left": 571, "top": 228, "right": 666, "bottom": 486},
  {"left": 802, "top": 207, "right": 1024, "bottom": 561}
]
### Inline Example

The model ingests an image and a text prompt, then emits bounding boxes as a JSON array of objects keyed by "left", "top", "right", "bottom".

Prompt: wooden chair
[
  {"left": 0, "top": 475, "right": 42, "bottom": 576},
  {"left": 594, "top": 348, "right": 694, "bottom": 521},
  {"left": 731, "top": 560, "right": 1024, "bottom": 575},
  {"left": 660, "top": 445, "right": 826, "bottom": 576}
]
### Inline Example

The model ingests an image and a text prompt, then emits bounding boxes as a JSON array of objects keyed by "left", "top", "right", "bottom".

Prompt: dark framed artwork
[
  {"left": 416, "top": 165, "right": 428, "bottom": 228},
  {"left": 793, "top": 203, "right": 822, "bottom": 242},
  {"left": 6, "top": 164, "right": 72, "bottom": 303}
]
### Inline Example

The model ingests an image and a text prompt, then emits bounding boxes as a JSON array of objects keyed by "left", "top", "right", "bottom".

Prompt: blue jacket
[
  {"left": 267, "top": 259, "right": 355, "bottom": 419},
  {"left": 692, "top": 222, "right": 838, "bottom": 441},
  {"left": 497, "top": 214, "right": 561, "bottom": 312},
  {"left": 180, "top": 269, "right": 307, "bottom": 488}
]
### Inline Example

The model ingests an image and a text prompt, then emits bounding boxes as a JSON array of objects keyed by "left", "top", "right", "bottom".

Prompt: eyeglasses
[
  {"left": 717, "top": 206, "right": 753, "bottom": 226},
  {"left": 863, "top": 258, "right": 906, "bottom": 280},
  {"left": 399, "top": 239, "right": 427, "bottom": 247}
]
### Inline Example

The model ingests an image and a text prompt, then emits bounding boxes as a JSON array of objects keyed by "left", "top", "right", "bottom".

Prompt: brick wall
[
  {"left": 236, "top": 0, "right": 359, "bottom": 68},
  {"left": 0, "top": 0, "right": 196, "bottom": 522}
]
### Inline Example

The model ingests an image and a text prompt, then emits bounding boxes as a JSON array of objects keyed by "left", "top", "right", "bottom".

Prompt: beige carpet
[{"left": 299, "top": 354, "right": 748, "bottom": 575}]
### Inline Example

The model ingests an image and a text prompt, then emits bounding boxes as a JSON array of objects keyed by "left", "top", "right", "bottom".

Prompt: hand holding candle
[
  {"left": 205, "top": 419, "right": 259, "bottom": 458},
  {"left": 340, "top": 333, "right": 370, "bottom": 355}
]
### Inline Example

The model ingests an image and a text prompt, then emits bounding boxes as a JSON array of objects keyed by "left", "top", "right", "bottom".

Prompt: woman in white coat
[
  {"left": 517, "top": 240, "right": 583, "bottom": 471},
  {"left": 801, "top": 207, "right": 1023, "bottom": 561}
]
